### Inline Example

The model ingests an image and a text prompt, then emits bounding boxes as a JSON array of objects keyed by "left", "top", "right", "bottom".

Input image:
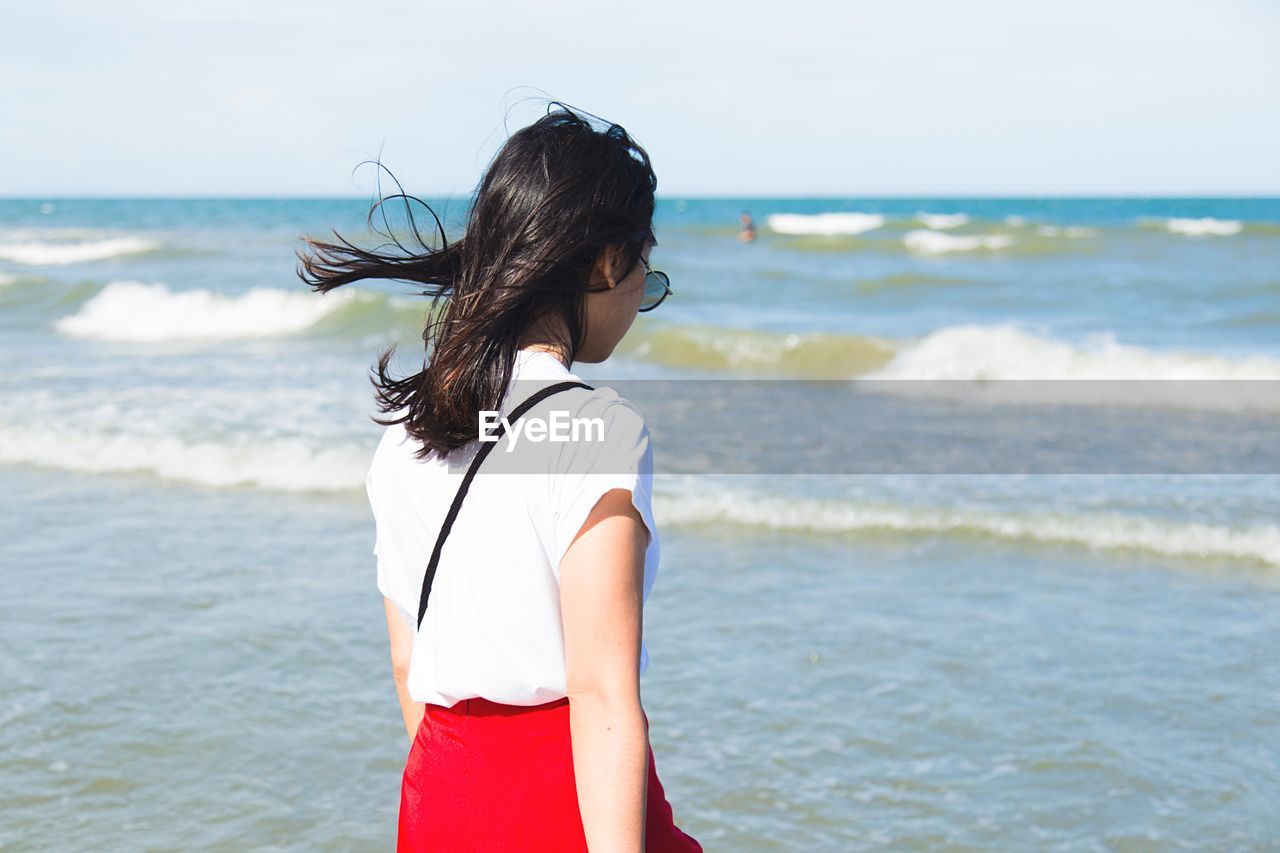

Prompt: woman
[{"left": 298, "top": 103, "right": 701, "bottom": 852}]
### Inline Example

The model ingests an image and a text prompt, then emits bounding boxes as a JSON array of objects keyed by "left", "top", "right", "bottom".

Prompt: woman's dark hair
[{"left": 296, "top": 102, "right": 657, "bottom": 459}]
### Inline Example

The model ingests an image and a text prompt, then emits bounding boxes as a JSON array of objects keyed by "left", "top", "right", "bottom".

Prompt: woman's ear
[{"left": 595, "top": 244, "right": 623, "bottom": 289}]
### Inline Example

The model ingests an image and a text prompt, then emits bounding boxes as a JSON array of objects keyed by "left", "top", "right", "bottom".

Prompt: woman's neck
[
  {"left": 517, "top": 316, "right": 573, "bottom": 369},
  {"left": 518, "top": 341, "right": 572, "bottom": 369}
]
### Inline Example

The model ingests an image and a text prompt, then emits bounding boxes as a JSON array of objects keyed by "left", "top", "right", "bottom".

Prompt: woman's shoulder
[
  {"left": 372, "top": 408, "right": 413, "bottom": 452},
  {"left": 533, "top": 383, "right": 652, "bottom": 483},
  {"left": 542, "top": 383, "right": 651, "bottom": 453},
  {"left": 368, "top": 410, "right": 448, "bottom": 477}
]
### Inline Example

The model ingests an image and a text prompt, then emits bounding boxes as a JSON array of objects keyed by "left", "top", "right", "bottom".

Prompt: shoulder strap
[{"left": 416, "top": 380, "right": 594, "bottom": 630}]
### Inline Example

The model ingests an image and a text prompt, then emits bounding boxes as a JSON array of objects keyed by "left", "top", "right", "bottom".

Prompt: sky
[{"left": 1, "top": 0, "right": 1277, "bottom": 197}]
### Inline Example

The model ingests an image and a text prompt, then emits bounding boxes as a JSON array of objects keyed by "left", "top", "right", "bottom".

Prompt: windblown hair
[{"left": 296, "top": 103, "right": 657, "bottom": 459}]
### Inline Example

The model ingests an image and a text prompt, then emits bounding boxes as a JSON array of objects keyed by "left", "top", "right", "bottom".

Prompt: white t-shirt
[{"left": 365, "top": 348, "right": 660, "bottom": 707}]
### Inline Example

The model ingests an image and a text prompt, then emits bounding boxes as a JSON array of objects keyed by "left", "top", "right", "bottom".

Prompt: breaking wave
[
  {"left": 864, "top": 323, "right": 1280, "bottom": 383},
  {"left": 766, "top": 213, "right": 886, "bottom": 235},
  {"left": 616, "top": 324, "right": 898, "bottom": 377},
  {"left": 3, "top": 419, "right": 1274, "bottom": 571},
  {"left": 915, "top": 212, "right": 969, "bottom": 230},
  {"left": 52, "top": 280, "right": 412, "bottom": 342},
  {"left": 0, "top": 423, "right": 369, "bottom": 492},
  {"left": 657, "top": 489, "right": 1280, "bottom": 568},
  {"left": 0, "top": 236, "right": 161, "bottom": 265},
  {"left": 1162, "top": 217, "right": 1244, "bottom": 237},
  {"left": 903, "top": 230, "right": 1015, "bottom": 254}
]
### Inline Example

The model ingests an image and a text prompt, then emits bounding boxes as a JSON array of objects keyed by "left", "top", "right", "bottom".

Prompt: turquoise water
[{"left": 1, "top": 197, "right": 1278, "bottom": 849}]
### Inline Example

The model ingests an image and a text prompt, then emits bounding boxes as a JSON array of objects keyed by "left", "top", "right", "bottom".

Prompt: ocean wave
[
  {"left": 684, "top": 214, "right": 1279, "bottom": 246},
  {"left": 2, "top": 417, "right": 1273, "bottom": 568},
  {"left": 616, "top": 321, "right": 1280, "bottom": 392},
  {"left": 864, "top": 323, "right": 1280, "bottom": 381},
  {"left": 903, "top": 230, "right": 1015, "bottom": 255},
  {"left": 766, "top": 212, "right": 886, "bottom": 235},
  {"left": 1163, "top": 217, "right": 1244, "bottom": 237},
  {"left": 0, "top": 227, "right": 114, "bottom": 240},
  {"left": 616, "top": 324, "right": 897, "bottom": 377},
  {"left": 0, "top": 424, "right": 369, "bottom": 492},
  {"left": 857, "top": 324, "right": 1280, "bottom": 411},
  {"left": 53, "top": 281, "right": 379, "bottom": 342},
  {"left": 0, "top": 236, "right": 161, "bottom": 265},
  {"left": 657, "top": 490, "right": 1280, "bottom": 568},
  {"left": 915, "top": 212, "right": 969, "bottom": 230},
  {"left": 1035, "top": 225, "right": 1095, "bottom": 238}
]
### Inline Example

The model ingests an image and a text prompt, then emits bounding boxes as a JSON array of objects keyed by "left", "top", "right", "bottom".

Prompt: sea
[{"left": 2, "top": 196, "right": 1277, "bottom": 850}]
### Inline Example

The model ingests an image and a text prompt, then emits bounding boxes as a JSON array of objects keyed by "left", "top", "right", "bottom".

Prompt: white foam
[
  {"left": 0, "top": 227, "right": 107, "bottom": 240},
  {"left": 858, "top": 323, "right": 1280, "bottom": 410},
  {"left": 0, "top": 424, "right": 370, "bottom": 492},
  {"left": 0, "top": 273, "right": 15, "bottom": 287},
  {"left": 903, "top": 230, "right": 1014, "bottom": 254},
  {"left": 1004, "top": 215, "right": 1027, "bottom": 226},
  {"left": 915, "top": 212, "right": 969, "bottom": 230},
  {"left": 0, "top": 236, "right": 159, "bottom": 265},
  {"left": 766, "top": 212, "right": 886, "bottom": 236},
  {"left": 657, "top": 489, "right": 1280, "bottom": 568},
  {"left": 54, "top": 281, "right": 365, "bottom": 342},
  {"left": 1035, "top": 225, "right": 1095, "bottom": 238},
  {"left": 868, "top": 323, "right": 1280, "bottom": 380},
  {"left": 1165, "top": 217, "right": 1242, "bottom": 237},
  {"left": 389, "top": 294, "right": 426, "bottom": 310}
]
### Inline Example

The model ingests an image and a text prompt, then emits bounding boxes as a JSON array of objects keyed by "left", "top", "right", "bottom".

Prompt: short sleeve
[
  {"left": 549, "top": 396, "right": 657, "bottom": 570},
  {"left": 366, "top": 448, "right": 416, "bottom": 631},
  {"left": 366, "top": 460, "right": 388, "bottom": 588}
]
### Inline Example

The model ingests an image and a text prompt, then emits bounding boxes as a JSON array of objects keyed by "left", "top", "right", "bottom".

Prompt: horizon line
[{"left": 2, "top": 193, "right": 1278, "bottom": 201}]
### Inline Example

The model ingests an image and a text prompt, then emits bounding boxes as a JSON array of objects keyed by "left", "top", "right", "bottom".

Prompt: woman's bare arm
[
  {"left": 384, "top": 596, "right": 425, "bottom": 743},
  {"left": 561, "top": 488, "right": 649, "bottom": 853}
]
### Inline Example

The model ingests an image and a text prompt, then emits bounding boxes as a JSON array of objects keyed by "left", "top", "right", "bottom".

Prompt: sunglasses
[{"left": 638, "top": 256, "right": 672, "bottom": 312}]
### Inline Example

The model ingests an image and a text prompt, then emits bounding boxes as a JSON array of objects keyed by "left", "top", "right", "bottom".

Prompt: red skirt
[{"left": 397, "top": 695, "right": 703, "bottom": 852}]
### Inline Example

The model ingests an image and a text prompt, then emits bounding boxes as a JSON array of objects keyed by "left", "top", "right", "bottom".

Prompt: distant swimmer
[{"left": 739, "top": 210, "right": 756, "bottom": 243}]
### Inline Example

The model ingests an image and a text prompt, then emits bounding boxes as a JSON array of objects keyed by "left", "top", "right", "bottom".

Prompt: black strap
[{"left": 417, "top": 380, "right": 594, "bottom": 630}]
